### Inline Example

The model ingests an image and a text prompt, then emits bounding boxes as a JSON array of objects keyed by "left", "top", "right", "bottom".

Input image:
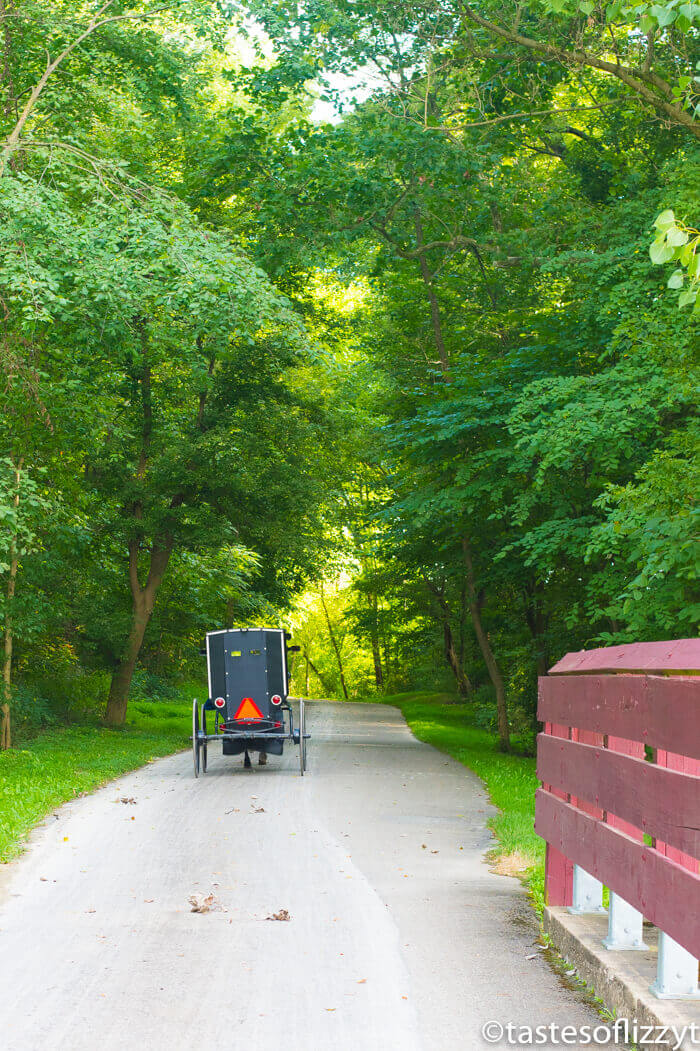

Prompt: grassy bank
[
  {"left": 0, "top": 699, "right": 192, "bottom": 862},
  {"left": 382, "top": 691, "right": 545, "bottom": 910}
]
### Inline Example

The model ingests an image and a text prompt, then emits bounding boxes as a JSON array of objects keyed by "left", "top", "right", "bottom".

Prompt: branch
[
  {"left": 1, "top": 2, "right": 176, "bottom": 173},
  {"left": 458, "top": 2, "right": 700, "bottom": 141}
]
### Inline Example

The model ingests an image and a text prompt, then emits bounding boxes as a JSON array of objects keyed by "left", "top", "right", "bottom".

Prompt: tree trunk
[
  {"left": 442, "top": 619, "right": 472, "bottom": 698},
  {"left": 319, "top": 584, "right": 349, "bottom": 700},
  {"left": 413, "top": 207, "right": 449, "bottom": 373},
  {"left": 1, "top": 545, "right": 17, "bottom": 750},
  {"left": 1, "top": 456, "right": 23, "bottom": 750},
  {"left": 305, "top": 653, "right": 333, "bottom": 697},
  {"left": 104, "top": 604, "right": 150, "bottom": 727},
  {"left": 425, "top": 578, "right": 472, "bottom": 697},
  {"left": 104, "top": 540, "right": 172, "bottom": 726},
  {"left": 368, "top": 592, "right": 384, "bottom": 688},
  {"left": 462, "top": 539, "right": 510, "bottom": 751},
  {"left": 523, "top": 588, "right": 549, "bottom": 678}
]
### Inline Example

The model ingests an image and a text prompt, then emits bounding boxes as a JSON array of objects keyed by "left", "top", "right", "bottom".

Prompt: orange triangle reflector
[{"left": 234, "top": 697, "right": 263, "bottom": 720}]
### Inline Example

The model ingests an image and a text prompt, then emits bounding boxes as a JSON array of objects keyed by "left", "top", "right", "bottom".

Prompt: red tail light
[
  {"left": 271, "top": 694, "right": 282, "bottom": 706},
  {"left": 214, "top": 697, "right": 225, "bottom": 709}
]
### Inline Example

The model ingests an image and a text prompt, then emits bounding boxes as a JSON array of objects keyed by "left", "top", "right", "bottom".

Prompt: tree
[{"left": 0, "top": 459, "right": 54, "bottom": 747}]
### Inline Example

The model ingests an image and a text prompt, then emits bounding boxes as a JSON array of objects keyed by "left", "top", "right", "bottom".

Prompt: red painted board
[
  {"left": 538, "top": 675, "right": 700, "bottom": 759},
  {"left": 535, "top": 789, "right": 700, "bottom": 958},
  {"left": 570, "top": 728, "right": 604, "bottom": 819},
  {"left": 543, "top": 723, "right": 573, "bottom": 906},
  {"left": 548, "top": 639, "right": 700, "bottom": 676},
  {"left": 606, "top": 737, "right": 644, "bottom": 840},
  {"left": 537, "top": 734, "right": 700, "bottom": 858},
  {"left": 656, "top": 751, "right": 700, "bottom": 874}
]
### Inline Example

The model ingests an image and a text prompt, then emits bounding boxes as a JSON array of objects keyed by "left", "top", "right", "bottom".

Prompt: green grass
[
  {"left": 382, "top": 691, "right": 545, "bottom": 910},
  {"left": 0, "top": 699, "right": 192, "bottom": 862}
]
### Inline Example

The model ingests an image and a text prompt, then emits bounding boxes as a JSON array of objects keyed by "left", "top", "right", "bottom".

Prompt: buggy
[{"left": 192, "top": 627, "right": 308, "bottom": 776}]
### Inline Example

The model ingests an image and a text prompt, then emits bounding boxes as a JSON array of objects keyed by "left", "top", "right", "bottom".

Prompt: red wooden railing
[{"left": 535, "top": 639, "right": 700, "bottom": 968}]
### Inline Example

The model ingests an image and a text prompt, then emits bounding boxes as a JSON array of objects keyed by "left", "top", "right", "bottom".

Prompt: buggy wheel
[
  {"left": 200, "top": 705, "right": 208, "bottom": 773},
  {"left": 299, "top": 699, "right": 306, "bottom": 776},
  {"left": 192, "top": 698, "right": 200, "bottom": 778}
]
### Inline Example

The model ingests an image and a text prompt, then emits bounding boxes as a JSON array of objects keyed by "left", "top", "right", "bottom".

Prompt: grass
[
  {"left": 0, "top": 699, "right": 192, "bottom": 862},
  {"left": 381, "top": 691, "right": 545, "bottom": 910}
]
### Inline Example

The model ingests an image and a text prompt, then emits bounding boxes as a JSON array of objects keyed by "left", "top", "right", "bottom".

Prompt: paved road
[{"left": 0, "top": 702, "right": 603, "bottom": 1050}]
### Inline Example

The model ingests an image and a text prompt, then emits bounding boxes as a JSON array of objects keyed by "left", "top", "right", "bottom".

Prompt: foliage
[
  {"left": 226, "top": 0, "right": 699, "bottom": 741},
  {"left": 651, "top": 209, "right": 700, "bottom": 309},
  {"left": 0, "top": 0, "right": 697, "bottom": 760}
]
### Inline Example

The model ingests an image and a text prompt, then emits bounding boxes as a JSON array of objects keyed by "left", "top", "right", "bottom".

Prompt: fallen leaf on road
[
  {"left": 116, "top": 797, "right": 137, "bottom": 805},
  {"left": 325, "top": 1008, "right": 336, "bottom": 1012},
  {"left": 188, "top": 893, "right": 219, "bottom": 914},
  {"left": 86, "top": 908, "right": 96, "bottom": 914},
  {"left": 265, "top": 909, "right": 290, "bottom": 922},
  {"left": 253, "top": 807, "right": 265, "bottom": 813},
  {"left": 40, "top": 877, "right": 47, "bottom": 882},
  {"left": 526, "top": 953, "right": 537, "bottom": 960},
  {"left": 357, "top": 979, "right": 366, "bottom": 984},
  {"left": 431, "top": 850, "right": 439, "bottom": 854}
]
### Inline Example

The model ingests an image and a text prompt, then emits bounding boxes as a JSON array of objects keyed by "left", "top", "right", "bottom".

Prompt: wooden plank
[
  {"left": 548, "top": 639, "right": 700, "bottom": 675},
  {"left": 543, "top": 722, "right": 573, "bottom": 906},
  {"left": 655, "top": 751, "right": 700, "bottom": 874},
  {"left": 535, "top": 789, "right": 700, "bottom": 958},
  {"left": 538, "top": 674, "right": 700, "bottom": 759},
  {"left": 537, "top": 735, "right": 700, "bottom": 858},
  {"left": 606, "top": 737, "right": 644, "bottom": 840},
  {"left": 545, "top": 842, "right": 573, "bottom": 908},
  {"left": 570, "top": 728, "right": 603, "bottom": 819}
]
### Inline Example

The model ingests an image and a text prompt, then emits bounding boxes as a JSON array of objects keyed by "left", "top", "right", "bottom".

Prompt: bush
[
  {"left": 129, "top": 667, "right": 182, "bottom": 702},
  {"left": 8, "top": 682, "right": 58, "bottom": 738}
]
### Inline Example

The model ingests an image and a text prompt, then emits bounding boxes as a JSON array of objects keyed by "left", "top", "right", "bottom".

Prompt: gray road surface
[{"left": 0, "top": 702, "right": 603, "bottom": 1050}]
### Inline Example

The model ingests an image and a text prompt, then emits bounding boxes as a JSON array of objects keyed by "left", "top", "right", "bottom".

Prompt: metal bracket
[
  {"left": 602, "top": 892, "right": 647, "bottom": 951},
  {"left": 568, "top": 865, "right": 607, "bottom": 915},
  {"left": 650, "top": 933, "right": 700, "bottom": 999}
]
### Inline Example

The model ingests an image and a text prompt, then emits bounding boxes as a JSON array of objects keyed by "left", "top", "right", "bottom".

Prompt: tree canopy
[{"left": 1, "top": 0, "right": 697, "bottom": 751}]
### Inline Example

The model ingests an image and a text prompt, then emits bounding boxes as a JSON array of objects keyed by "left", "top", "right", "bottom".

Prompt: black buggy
[{"left": 192, "top": 627, "right": 309, "bottom": 776}]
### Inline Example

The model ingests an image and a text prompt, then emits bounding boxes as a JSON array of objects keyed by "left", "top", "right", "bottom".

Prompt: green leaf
[
  {"left": 650, "top": 3, "right": 678, "bottom": 22},
  {"left": 654, "top": 209, "right": 675, "bottom": 230},
  {"left": 667, "top": 269, "right": 684, "bottom": 289},
  {"left": 649, "top": 238, "right": 674, "bottom": 264},
  {"left": 667, "top": 226, "right": 689, "bottom": 247},
  {"left": 678, "top": 287, "right": 697, "bottom": 307},
  {"left": 679, "top": 242, "right": 693, "bottom": 266}
]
